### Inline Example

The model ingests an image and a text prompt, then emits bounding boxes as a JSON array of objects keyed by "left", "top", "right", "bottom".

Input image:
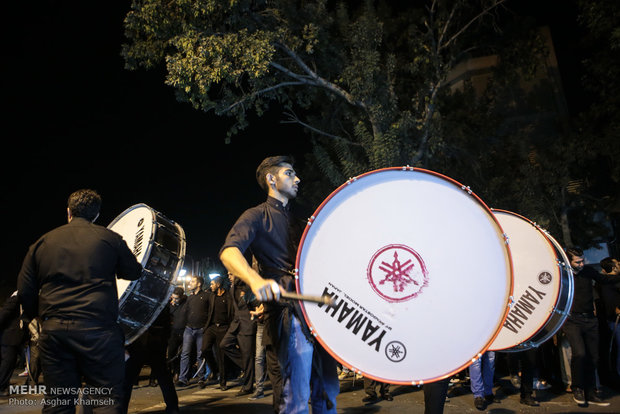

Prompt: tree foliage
[
  {"left": 122, "top": 0, "right": 618, "bottom": 249},
  {"left": 122, "top": 0, "right": 509, "bottom": 183}
]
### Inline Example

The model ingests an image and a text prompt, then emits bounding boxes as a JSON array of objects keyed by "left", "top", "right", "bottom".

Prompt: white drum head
[
  {"left": 108, "top": 204, "right": 156, "bottom": 298},
  {"left": 490, "top": 210, "right": 564, "bottom": 351},
  {"left": 296, "top": 168, "right": 513, "bottom": 384}
]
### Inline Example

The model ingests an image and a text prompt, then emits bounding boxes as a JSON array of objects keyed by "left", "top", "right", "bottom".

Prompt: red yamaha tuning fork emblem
[{"left": 367, "top": 244, "right": 429, "bottom": 302}]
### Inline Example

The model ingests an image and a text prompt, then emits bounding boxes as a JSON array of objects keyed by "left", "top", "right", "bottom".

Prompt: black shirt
[
  {"left": 185, "top": 290, "right": 209, "bottom": 328},
  {"left": 170, "top": 298, "right": 187, "bottom": 331},
  {"left": 17, "top": 217, "right": 142, "bottom": 325},
  {"left": 570, "top": 265, "right": 619, "bottom": 314},
  {"left": 213, "top": 293, "right": 230, "bottom": 325},
  {"left": 220, "top": 196, "right": 304, "bottom": 282}
]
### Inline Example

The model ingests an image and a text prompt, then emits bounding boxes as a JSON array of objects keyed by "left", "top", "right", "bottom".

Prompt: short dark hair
[
  {"left": 172, "top": 287, "right": 185, "bottom": 296},
  {"left": 600, "top": 257, "right": 616, "bottom": 273},
  {"left": 68, "top": 189, "right": 101, "bottom": 221},
  {"left": 192, "top": 275, "right": 204, "bottom": 289},
  {"left": 565, "top": 247, "right": 584, "bottom": 261},
  {"left": 255, "top": 155, "right": 294, "bottom": 193}
]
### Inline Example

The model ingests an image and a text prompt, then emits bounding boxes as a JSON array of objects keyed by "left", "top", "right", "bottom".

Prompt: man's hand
[
  {"left": 252, "top": 279, "right": 281, "bottom": 302},
  {"left": 250, "top": 304, "right": 265, "bottom": 321}
]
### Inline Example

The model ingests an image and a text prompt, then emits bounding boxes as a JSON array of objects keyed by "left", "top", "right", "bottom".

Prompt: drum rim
[
  {"left": 489, "top": 209, "right": 574, "bottom": 351},
  {"left": 108, "top": 203, "right": 187, "bottom": 345},
  {"left": 294, "top": 166, "right": 514, "bottom": 385}
]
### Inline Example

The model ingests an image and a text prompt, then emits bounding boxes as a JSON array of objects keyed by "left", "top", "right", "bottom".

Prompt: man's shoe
[
  {"left": 362, "top": 394, "right": 379, "bottom": 403},
  {"left": 587, "top": 393, "right": 610, "bottom": 407},
  {"left": 520, "top": 395, "right": 539, "bottom": 406},
  {"left": 175, "top": 380, "right": 188, "bottom": 387},
  {"left": 381, "top": 392, "right": 394, "bottom": 401},
  {"left": 484, "top": 394, "right": 497, "bottom": 404},
  {"left": 236, "top": 389, "right": 253, "bottom": 397},
  {"left": 474, "top": 396, "right": 486, "bottom": 411},
  {"left": 572, "top": 387, "right": 585, "bottom": 405},
  {"left": 248, "top": 391, "right": 265, "bottom": 400},
  {"left": 198, "top": 380, "right": 207, "bottom": 389},
  {"left": 220, "top": 384, "right": 229, "bottom": 391}
]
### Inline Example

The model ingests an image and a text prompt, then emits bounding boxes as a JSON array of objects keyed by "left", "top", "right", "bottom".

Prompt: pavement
[{"left": 3, "top": 368, "right": 620, "bottom": 414}]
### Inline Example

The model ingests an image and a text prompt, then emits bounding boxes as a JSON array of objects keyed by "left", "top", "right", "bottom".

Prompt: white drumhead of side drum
[
  {"left": 296, "top": 168, "right": 513, "bottom": 384},
  {"left": 107, "top": 204, "right": 156, "bottom": 298},
  {"left": 489, "top": 210, "right": 563, "bottom": 351}
]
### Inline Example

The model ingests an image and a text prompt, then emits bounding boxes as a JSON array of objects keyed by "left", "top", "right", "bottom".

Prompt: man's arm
[
  {"left": 17, "top": 244, "right": 40, "bottom": 320},
  {"left": 115, "top": 235, "right": 143, "bottom": 281},
  {"left": 220, "top": 247, "right": 280, "bottom": 302}
]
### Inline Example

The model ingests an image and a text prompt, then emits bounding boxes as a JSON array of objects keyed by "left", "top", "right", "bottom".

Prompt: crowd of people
[{"left": 1, "top": 157, "right": 619, "bottom": 414}]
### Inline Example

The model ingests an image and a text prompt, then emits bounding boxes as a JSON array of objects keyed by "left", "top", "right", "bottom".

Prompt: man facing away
[
  {"left": 219, "top": 155, "right": 339, "bottom": 414},
  {"left": 17, "top": 189, "right": 142, "bottom": 413}
]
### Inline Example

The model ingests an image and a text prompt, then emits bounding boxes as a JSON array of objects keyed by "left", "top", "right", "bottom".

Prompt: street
[{"left": 3, "top": 367, "right": 620, "bottom": 413}]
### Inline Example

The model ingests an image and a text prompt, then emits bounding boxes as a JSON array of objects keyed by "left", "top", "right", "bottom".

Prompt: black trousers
[
  {"left": 39, "top": 319, "right": 126, "bottom": 414},
  {"left": 265, "top": 344, "right": 283, "bottom": 413},
  {"left": 166, "top": 330, "right": 183, "bottom": 377},
  {"left": 363, "top": 377, "right": 390, "bottom": 397},
  {"left": 0, "top": 344, "right": 20, "bottom": 391},
  {"left": 220, "top": 328, "right": 256, "bottom": 392},
  {"left": 562, "top": 315, "right": 599, "bottom": 392},
  {"left": 202, "top": 324, "right": 229, "bottom": 385},
  {"left": 123, "top": 345, "right": 178, "bottom": 414},
  {"left": 506, "top": 348, "right": 537, "bottom": 398},
  {"left": 423, "top": 378, "right": 449, "bottom": 414}
]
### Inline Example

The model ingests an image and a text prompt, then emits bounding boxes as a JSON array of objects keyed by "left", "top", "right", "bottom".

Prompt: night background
[{"left": 1, "top": 0, "right": 613, "bottom": 300}]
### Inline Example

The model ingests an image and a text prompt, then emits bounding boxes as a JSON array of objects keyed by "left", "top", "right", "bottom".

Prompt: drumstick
[{"left": 280, "top": 290, "right": 335, "bottom": 306}]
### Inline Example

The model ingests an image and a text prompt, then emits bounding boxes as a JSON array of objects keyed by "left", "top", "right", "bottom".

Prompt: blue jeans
[
  {"left": 469, "top": 351, "right": 495, "bottom": 398},
  {"left": 179, "top": 327, "right": 205, "bottom": 382},
  {"left": 279, "top": 316, "right": 339, "bottom": 414},
  {"left": 609, "top": 320, "right": 620, "bottom": 377},
  {"left": 255, "top": 323, "right": 267, "bottom": 393}
]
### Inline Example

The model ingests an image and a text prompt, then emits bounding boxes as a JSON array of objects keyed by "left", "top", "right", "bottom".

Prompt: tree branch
[
  {"left": 274, "top": 42, "right": 366, "bottom": 109},
  {"left": 281, "top": 111, "right": 362, "bottom": 146},
  {"left": 223, "top": 81, "right": 306, "bottom": 112},
  {"left": 439, "top": 0, "right": 507, "bottom": 51}
]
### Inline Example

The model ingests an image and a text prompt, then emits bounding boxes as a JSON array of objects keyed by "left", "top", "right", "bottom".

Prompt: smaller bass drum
[
  {"left": 108, "top": 204, "right": 186, "bottom": 345},
  {"left": 489, "top": 210, "right": 573, "bottom": 351}
]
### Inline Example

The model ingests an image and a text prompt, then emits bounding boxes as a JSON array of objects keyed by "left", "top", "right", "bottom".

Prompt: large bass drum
[
  {"left": 489, "top": 210, "right": 573, "bottom": 351},
  {"left": 108, "top": 203, "right": 186, "bottom": 345},
  {"left": 295, "top": 167, "right": 514, "bottom": 385}
]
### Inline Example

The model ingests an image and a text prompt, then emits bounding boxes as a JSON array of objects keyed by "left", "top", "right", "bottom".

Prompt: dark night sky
[{"left": 2, "top": 1, "right": 584, "bottom": 297}]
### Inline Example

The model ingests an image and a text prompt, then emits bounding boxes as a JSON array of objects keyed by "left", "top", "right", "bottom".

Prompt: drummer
[
  {"left": 219, "top": 155, "right": 339, "bottom": 414},
  {"left": 17, "top": 189, "right": 143, "bottom": 412}
]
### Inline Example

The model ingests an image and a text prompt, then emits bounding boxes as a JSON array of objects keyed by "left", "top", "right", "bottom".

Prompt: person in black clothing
[
  {"left": 219, "top": 155, "right": 339, "bottom": 414},
  {"left": 362, "top": 377, "right": 392, "bottom": 403},
  {"left": 0, "top": 291, "right": 27, "bottom": 397},
  {"left": 177, "top": 275, "right": 209, "bottom": 386},
  {"left": 561, "top": 247, "right": 619, "bottom": 407},
  {"left": 200, "top": 276, "right": 236, "bottom": 391},
  {"left": 123, "top": 305, "right": 179, "bottom": 414},
  {"left": 167, "top": 287, "right": 187, "bottom": 381},
  {"left": 168, "top": 289, "right": 187, "bottom": 377},
  {"left": 598, "top": 257, "right": 620, "bottom": 378},
  {"left": 16, "top": 189, "right": 143, "bottom": 413},
  {"left": 220, "top": 272, "right": 257, "bottom": 396}
]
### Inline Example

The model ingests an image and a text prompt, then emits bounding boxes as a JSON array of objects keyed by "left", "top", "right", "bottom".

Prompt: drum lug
[
  {"left": 508, "top": 296, "right": 515, "bottom": 307},
  {"left": 402, "top": 165, "right": 415, "bottom": 171},
  {"left": 460, "top": 185, "right": 473, "bottom": 194}
]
